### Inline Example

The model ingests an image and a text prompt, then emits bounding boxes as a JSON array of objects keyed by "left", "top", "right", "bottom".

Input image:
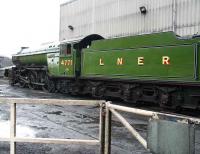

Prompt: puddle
[
  {"left": 53, "top": 105, "right": 64, "bottom": 108},
  {"left": 30, "top": 125, "right": 48, "bottom": 130},
  {"left": 46, "top": 111, "right": 63, "bottom": 115},
  {"left": 0, "top": 121, "right": 36, "bottom": 138},
  {"left": 0, "top": 94, "right": 13, "bottom": 97}
]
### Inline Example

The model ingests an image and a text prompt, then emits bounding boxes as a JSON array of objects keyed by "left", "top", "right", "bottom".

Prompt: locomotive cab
[
  {"left": 47, "top": 42, "right": 75, "bottom": 78},
  {"left": 59, "top": 43, "right": 74, "bottom": 77}
]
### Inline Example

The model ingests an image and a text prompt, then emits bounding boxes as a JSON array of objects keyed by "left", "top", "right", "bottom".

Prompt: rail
[{"left": 0, "top": 98, "right": 106, "bottom": 154}]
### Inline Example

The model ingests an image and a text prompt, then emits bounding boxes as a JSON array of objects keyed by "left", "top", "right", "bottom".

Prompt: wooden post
[
  {"left": 99, "top": 102, "right": 106, "bottom": 154},
  {"left": 10, "top": 103, "right": 16, "bottom": 154},
  {"left": 105, "top": 102, "right": 112, "bottom": 154}
]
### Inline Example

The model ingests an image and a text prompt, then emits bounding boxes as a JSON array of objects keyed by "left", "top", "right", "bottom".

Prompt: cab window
[{"left": 60, "top": 44, "right": 71, "bottom": 55}]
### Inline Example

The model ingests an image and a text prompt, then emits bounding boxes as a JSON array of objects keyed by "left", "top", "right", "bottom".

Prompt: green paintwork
[
  {"left": 47, "top": 53, "right": 60, "bottom": 75},
  {"left": 59, "top": 55, "right": 74, "bottom": 77},
  {"left": 13, "top": 53, "right": 47, "bottom": 66},
  {"left": 13, "top": 47, "right": 59, "bottom": 66},
  {"left": 82, "top": 32, "right": 200, "bottom": 82},
  {"left": 47, "top": 54, "right": 75, "bottom": 77},
  {"left": 90, "top": 32, "right": 200, "bottom": 50},
  {"left": 12, "top": 44, "right": 75, "bottom": 77},
  {"left": 12, "top": 32, "right": 200, "bottom": 82},
  {"left": 74, "top": 49, "right": 81, "bottom": 76}
]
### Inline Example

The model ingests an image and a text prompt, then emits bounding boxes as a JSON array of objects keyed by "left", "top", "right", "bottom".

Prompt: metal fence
[
  {"left": 104, "top": 102, "right": 200, "bottom": 154},
  {"left": 0, "top": 98, "right": 106, "bottom": 154},
  {"left": 0, "top": 98, "right": 200, "bottom": 154}
]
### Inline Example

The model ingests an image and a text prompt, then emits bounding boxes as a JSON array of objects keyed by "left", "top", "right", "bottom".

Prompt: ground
[
  {"left": 0, "top": 79, "right": 199, "bottom": 154},
  {"left": 0, "top": 79, "right": 150, "bottom": 154}
]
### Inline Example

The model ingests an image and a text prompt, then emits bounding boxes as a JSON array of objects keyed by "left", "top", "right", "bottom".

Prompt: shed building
[{"left": 60, "top": 0, "right": 200, "bottom": 41}]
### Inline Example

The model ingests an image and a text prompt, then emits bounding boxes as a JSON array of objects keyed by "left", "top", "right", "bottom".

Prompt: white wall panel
[
  {"left": 59, "top": 0, "right": 200, "bottom": 41},
  {"left": 176, "top": 0, "right": 200, "bottom": 36}
]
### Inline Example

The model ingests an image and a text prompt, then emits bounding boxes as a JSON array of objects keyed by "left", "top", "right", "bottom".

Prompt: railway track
[{"left": 1, "top": 78, "right": 200, "bottom": 118}]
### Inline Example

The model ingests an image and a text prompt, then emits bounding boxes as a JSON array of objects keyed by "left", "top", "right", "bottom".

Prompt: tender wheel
[
  {"left": 159, "top": 92, "right": 170, "bottom": 108},
  {"left": 94, "top": 87, "right": 105, "bottom": 98}
]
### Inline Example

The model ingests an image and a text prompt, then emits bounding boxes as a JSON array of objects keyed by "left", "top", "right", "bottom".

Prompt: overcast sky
[{"left": 0, "top": 0, "right": 68, "bottom": 57}]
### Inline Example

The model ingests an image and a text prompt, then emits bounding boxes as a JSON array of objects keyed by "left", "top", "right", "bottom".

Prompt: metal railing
[
  {"left": 104, "top": 102, "right": 200, "bottom": 154},
  {"left": 0, "top": 98, "right": 106, "bottom": 154}
]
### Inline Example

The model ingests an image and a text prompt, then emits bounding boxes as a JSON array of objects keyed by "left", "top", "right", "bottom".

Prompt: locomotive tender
[{"left": 9, "top": 32, "right": 200, "bottom": 109}]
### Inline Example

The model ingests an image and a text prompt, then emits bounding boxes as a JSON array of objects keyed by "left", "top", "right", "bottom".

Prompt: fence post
[
  {"left": 10, "top": 103, "right": 16, "bottom": 154},
  {"left": 105, "top": 102, "right": 112, "bottom": 154},
  {"left": 100, "top": 102, "right": 106, "bottom": 154}
]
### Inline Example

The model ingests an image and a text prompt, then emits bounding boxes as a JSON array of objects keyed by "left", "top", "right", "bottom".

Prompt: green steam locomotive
[{"left": 9, "top": 32, "right": 200, "bottom": 109}]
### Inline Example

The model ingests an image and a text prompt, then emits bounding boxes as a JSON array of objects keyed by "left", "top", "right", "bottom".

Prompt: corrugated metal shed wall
[
  {"left": 59, "top": 0, "right": 200, "bottom": 41},
  {"left": 175, "top": 0, "right": 200, "bottom": 36}
]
